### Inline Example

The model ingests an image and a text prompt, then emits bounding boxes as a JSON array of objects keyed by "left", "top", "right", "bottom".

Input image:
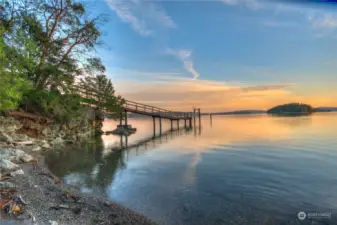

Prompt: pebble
[
  {"left": 49, "top": 220, "right": 59, "bottom": 225},
  {"left": 59, "top": 204, "right": 70, "bottom": 209}
]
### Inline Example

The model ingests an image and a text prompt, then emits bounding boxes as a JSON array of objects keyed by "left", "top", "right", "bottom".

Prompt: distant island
[
  {"left": 267, "top": 103, "right": 313, "bottom": 115},
  {"left": 210, "top": 110, "right": 266, "bottom": 115},
  {"left": 207, "top": 104, "right": 337, "bottom": 116}
]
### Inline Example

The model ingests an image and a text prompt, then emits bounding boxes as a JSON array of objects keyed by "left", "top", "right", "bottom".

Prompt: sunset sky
[{"left": 86, "top": 0, "right": 337, "bottom": 112}]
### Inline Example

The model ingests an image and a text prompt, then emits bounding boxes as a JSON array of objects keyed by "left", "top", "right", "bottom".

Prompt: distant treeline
[{"left": 207, "top": 104, "right": 337, "bottom": 116}]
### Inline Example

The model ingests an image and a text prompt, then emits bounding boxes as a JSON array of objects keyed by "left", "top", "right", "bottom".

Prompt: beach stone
[
  {"left": 51, "top": 137, "right": 64, "bottom": 146},
  {"left": 0, "top": 159, "right": 19, "bottom": 170},
  {"left": 32, "top": 145, "right": 42, "bottom": 151},
  {"left": 0, "top": 148, "right": 13, "bottom": 159},
  {"left": 0, "top": 131, "right": 13, "bottom": 143},
  {"left": 42, "top": 127, "right": 52, "bottom": 136},
  {"left": 11, "top": 149, "right": 34, "bottom": 162},
  {"left": 40, "top": 140, "right": 52, "bottom": 149},
  {"left": 0, "top": 181, "right": 16, "bottom": 188},
  {"left": 19, "top": 153, "right": 33, "bottom": 162},
  {"left": 10, "top": 169, "right": 24, "bottom": 176}
]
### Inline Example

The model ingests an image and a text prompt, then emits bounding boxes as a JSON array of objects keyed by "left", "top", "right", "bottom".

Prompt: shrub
[{"left": 21, "top": 89, "right": 86, "bottom": 123}]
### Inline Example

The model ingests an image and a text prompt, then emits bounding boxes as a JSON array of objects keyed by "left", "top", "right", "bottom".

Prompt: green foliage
[
  {"left": 0, "top": 0, "right": 124, "bottom": 125},
  {"left": 0, "top": 73, "right": 29, "bottom": 111},
  {"left": 0, "top": 26, "right": 32, "bottom": 111},
  {"left": 2, "top": 0, "right": 103, "bottom": 91},
  {"left": 21, "top": 89, "right": 85, "bottom": 123},
  {"left": 79, "top": 75, "right": 125, "bottom": 113}
]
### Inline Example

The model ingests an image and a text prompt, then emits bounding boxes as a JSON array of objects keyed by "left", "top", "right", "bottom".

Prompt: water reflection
[
  {"left": 270, "top": 115, "right": 313, "bottom": 127},
  {"left": 45, "top": 124, "right": 195, "bottom": 194},
  {"left": 45, "top": 113, "right": 337, "bottom": 225},
  {"left": 45, "top": 138, "right": 126, "bottom": 194}
]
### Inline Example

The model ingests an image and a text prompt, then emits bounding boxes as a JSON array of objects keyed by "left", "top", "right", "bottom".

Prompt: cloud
[
  {"left": 167, "top": 49, "right": 200, "bottom": 80},
  {"left": 310, "top": 14, "right": 337, "bottom": 30},
  {"left": 273, "top": 3, "right": 337, "bottom": 36},
  {"left": 220, "top": 0, "right": 263, "bottom": 10},
  {"left": 306, "top": 14, "right": 337, "bottom": 38},
  {"left": 104, "top": 0, "right": 176, "bottom": 36}
]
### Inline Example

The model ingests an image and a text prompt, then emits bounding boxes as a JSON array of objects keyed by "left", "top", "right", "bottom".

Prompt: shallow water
[{"left": 45, "top": 113, "right": 337, "bottom": 224}]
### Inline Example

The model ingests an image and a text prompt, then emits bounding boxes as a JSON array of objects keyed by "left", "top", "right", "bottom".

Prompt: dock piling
[
  {"left": 124, "top": 110, "right": 128, "bottom": 126},
  {"left": 153, "top": 116, "right": 156, "bottom": 136}
]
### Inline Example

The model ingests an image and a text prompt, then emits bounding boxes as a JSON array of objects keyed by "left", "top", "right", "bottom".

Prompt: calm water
[{"left": 45, "top": 113, "right": 337, "bottom": 225}]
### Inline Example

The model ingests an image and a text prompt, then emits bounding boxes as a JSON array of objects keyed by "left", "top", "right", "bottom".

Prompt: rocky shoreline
[{"left": 0, "top": 116, "right": 157, "bottom": 225}]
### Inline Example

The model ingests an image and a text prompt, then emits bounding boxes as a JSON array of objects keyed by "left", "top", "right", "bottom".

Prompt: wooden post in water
[
  {"left": 198, "top": 108, "right": 201, "bottom": 125},
  {"left": 210, "top": 113, "right": 212, "bottom": 126},
  {"left": 153, "top": 116, "right": 156, "bottom": 137},
  {"left": 177, "top": 120, "right": 179, "bottom": 130},
  {"left": 170, "top": 119, "right": 173, "bottom": 131},
  {"left": 125, "top": 135, "right": 128, "bottom": 148},
  {"left": 184, "top": 119, "right": 187, "bottom": 128},
  {"left": 193, "top": 109, "right": 196, "bottom": 129},
  {"left": 124, "top": 110, "right": 128, "bottom": 126},
  {"left": 193, "top": 108, "right": 196, "bottom": 126},
  {"left": 159, "top": 117, "right": 162, "bottom": 135},
  {"left": 198, "top": 108, "right": 201, "bottom": 135}
]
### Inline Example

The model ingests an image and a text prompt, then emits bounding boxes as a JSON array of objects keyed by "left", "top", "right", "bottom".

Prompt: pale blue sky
[{"left": 84, "top": 0, "right": 337, "bottom": 111}]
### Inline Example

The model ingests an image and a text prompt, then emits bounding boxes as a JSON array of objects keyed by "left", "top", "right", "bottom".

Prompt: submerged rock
[{"left": 108, "top": 125, "right": 137, "bottom": 136}]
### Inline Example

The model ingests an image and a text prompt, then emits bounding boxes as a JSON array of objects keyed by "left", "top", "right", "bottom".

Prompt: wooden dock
[
  {"left": 120, "top": 100, "right": 201, "bottom": 132},
  {"left": 123, "top": 100, "right": 194, "bottom": 120}
]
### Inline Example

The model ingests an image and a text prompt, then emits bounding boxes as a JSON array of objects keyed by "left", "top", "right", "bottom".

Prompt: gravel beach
[{"left": 0, "top": 148, "right": 158, "bottom": 225}]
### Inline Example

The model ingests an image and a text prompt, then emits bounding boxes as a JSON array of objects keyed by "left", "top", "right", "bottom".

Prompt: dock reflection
[
  {"left": 44, "top": 124, "right": 200, "bottom": 194},
  {"left": 117, "top": 125, "right": 196, "bottom": 152}
]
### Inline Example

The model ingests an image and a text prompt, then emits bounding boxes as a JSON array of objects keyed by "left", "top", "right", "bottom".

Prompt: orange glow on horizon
[{"left": 114, "top": 78, "right": 337, "bottom": 112}]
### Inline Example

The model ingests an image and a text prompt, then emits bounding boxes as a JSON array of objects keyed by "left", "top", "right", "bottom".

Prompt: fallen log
[{"left": 8, "top": 111, "right": 52, "bottom": 124}]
